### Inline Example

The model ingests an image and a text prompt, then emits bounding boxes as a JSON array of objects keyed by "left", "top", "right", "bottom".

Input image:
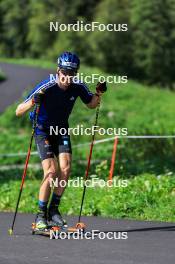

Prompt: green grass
[{"left": 0, "top": 169, "right": 175, "bottom": 222}]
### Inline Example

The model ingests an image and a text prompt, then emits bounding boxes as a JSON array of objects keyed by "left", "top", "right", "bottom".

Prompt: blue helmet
[{"left": 58, "top": 51, "right": 80, "bottom": 70}]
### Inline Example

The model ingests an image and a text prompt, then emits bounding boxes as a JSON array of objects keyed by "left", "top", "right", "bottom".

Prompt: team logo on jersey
[
  {"left": 70, "top": 96, "right": 75, "bottom": 101},
  {"left": 63, "top": 140, "right": 68, "bottom": 145},
  {"left": 45, "top": 139, "right": 49, "bottom": 145}
]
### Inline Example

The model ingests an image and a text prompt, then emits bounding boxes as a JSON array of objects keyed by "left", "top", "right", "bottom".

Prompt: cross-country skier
[{"left": 15, "top": 51, "right": 106, "bottom": 231}]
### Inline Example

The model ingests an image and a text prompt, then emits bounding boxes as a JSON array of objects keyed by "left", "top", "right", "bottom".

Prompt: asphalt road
[
  {"left": 0, "top": 62, "right": 51, "bottom": 113},
  {"left": 0, "top": 212, "right": 174, "bottom": 264}
]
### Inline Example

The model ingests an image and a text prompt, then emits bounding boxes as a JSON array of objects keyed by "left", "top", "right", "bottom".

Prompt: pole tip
[{"left": 8, "top": 228, "right": 13, "bottom": 235}]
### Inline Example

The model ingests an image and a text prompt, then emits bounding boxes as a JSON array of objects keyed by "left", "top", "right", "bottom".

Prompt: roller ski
[
  {"left": 32, "top": 209, "right": 86, "bottom": 237},
  {"left": 32, "top": 223, "right": 86, "bottom": 237},
  {"left": 47, "top": 207, "right": 86, "bottom": 232}
]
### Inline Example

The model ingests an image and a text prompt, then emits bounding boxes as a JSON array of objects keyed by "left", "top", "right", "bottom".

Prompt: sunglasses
[{"left": 60, "top": 69, "right": 77, "bottom": 76}]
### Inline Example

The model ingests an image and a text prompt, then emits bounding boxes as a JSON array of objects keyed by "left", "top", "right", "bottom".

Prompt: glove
[
  {"left": 96, "top": 81, "right": 107, "bottom": 94},
  {"left": 32, "top": 93, "right": 44, "bottom": 105}
]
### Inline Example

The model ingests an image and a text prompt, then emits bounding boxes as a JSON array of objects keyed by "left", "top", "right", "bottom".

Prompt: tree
[
  {"left": 88, "top": 0, "right": 133, "bottom": 76},
  {"left": 131, "top": 0, "right": 175, "bottom": 88},
  {"left": 0, "top": 0, "right": 30, "bottom": 57},
  {"left": 28, "top": 0, "right": 100, "bottom": 61}
]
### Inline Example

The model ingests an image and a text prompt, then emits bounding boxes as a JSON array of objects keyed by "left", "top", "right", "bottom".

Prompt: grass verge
[{"left": 0, "top": 169, "right": 175, "bottom": 222}]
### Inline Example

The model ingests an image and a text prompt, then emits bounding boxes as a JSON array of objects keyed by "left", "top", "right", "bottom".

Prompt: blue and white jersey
[{"left": 25, "top": 77, "right": 93, "bottom": 135}]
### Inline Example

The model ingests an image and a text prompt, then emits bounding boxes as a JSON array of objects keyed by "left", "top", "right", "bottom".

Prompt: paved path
[
  {"left": 0, "top": 212, "right": 174, "bottom": 264},
  {"left": 0, "top": 62, "right": 51, "bottom": 113}
]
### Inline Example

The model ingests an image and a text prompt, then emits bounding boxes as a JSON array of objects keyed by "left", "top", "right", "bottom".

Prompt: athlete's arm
[
  {"left": 86, "top": 82, "right": 107, "bottom": 109},
  {"left": 16, "top": 90, "right": 45, "bottom": 117},
  {"left": 86, "top": 93, "right": 102, "bottom": 109},
  {"left": 16, "top": 99, "right": 34, "bottom": 117},
  {"left": 78, "top": 83, "right": 98, "bottom": 109},
  {"left": 16, "top": 92, "right": 44, "bottom": 116}
]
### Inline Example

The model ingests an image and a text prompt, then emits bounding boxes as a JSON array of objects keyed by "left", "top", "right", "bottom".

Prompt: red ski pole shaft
[{"left": 9, "top": 104, "right": 40, "bottom": 235}]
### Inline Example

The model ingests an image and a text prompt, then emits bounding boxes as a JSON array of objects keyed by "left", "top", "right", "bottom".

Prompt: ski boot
[
  {"left": 48, "top": 206, "right": 67, "bottom": 230},
  {"left": 32, "top": 210, "right": 49, "bottom": 234}
]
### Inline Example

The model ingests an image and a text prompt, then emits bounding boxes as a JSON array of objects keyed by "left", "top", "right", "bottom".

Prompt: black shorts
[{"left": 34, "top": 134, "right": 72, "bottom": 161}]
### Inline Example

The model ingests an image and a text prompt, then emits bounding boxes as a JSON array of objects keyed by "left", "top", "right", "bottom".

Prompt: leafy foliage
[
  {"left": 0, "top": 0, "right": 175, "bottom": 87},
  {"left": 131, "top": 0, "right": 175, "bottom": 88}
]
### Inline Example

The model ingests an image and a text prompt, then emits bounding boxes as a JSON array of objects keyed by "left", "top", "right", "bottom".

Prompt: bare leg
[
  {"left": 39, "top": 157, "right": 58, "bottom": 202},
  {"left": 53, "top": 153, "right": 72, "bottom": 196}
]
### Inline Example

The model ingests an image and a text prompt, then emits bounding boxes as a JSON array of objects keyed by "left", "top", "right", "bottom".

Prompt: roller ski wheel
[
  {"left": 63, "top": 222, "right": 86, "bottom": 233},
  {"left": 75, "top": 222, "right": 86, "bottom": 230}
]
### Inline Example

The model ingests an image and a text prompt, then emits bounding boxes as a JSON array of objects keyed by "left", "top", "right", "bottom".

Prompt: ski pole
[
  {"left": 8, "top": 103, "right": 40, "bottom": 235},
  {"left": 77, "top": 101, "right": 101, "bottom": 226}
]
